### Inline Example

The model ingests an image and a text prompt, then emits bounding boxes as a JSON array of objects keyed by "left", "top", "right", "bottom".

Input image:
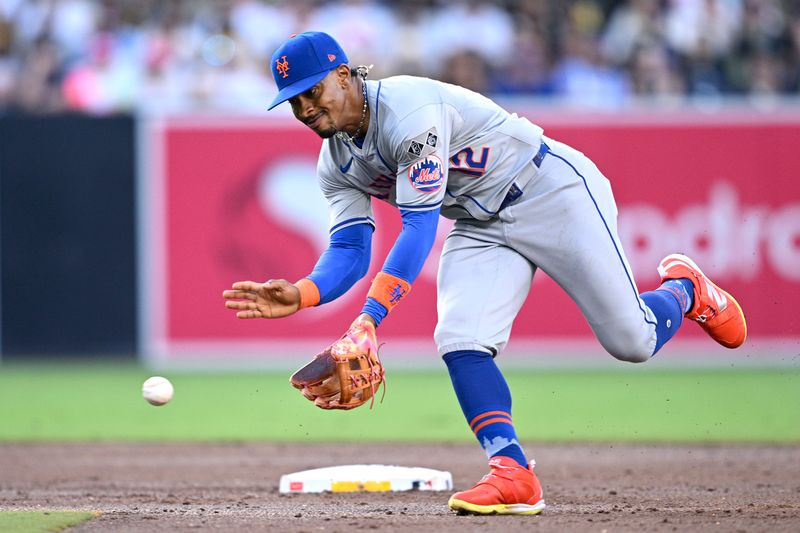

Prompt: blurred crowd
[{"left": 2, "top": 0, "right": 800, "bottom": 114}]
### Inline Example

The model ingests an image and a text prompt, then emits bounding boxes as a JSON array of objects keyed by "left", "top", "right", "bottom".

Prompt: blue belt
[
  {"left": 499, "top": 141, "right": 549, "bottom": 211},
  {"left": 533, "top": 141, "right": 549, "bottom": 168}
]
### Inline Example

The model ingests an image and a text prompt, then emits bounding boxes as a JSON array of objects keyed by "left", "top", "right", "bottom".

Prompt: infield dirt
[{"left": 1, "top": 442, "right": 799, "bottom": 532}]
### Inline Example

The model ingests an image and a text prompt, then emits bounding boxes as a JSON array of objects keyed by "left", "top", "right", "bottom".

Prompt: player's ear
[{"left": 336, "top": 64, "right": 351, "bottom": 87}]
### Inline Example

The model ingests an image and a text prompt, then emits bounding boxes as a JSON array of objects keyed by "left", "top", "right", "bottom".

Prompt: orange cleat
[
  {"left": 448, "top": 456, "right": 545, "bottom": 516},
  {"left": 657, "top": 253, "right": 747, "bottom": 349}
]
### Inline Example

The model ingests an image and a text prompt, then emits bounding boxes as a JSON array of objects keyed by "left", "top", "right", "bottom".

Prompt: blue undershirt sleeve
[
  {"left": 361, "top": 208, "right": 440, "bottom": 325},
  {"left": 383, "top": 208, "right": 440, "bottom": 280},
  {"left": 307, "top": 223, "right": 373, "bottom": 305}
]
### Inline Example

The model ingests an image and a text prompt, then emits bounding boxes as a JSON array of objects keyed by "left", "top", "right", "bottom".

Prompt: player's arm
[
  {"left": 298, "top": 222, "right": 374, "bottom": 306},
  {"left": 360, "top": 208, "right": 439, "bottom": 325},
  {"left": 360, "top": 109, "right": 449, "bottom": 326}
]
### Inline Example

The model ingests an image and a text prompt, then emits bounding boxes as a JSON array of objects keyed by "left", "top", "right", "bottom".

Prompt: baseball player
[{"left": 223, "top": 32, "right": 747, "bottom": 516}]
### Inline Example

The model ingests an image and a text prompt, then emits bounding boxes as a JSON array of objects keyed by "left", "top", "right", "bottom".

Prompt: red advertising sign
[{"left": 142, "top": 112, "right": 800, "bottom": 366}]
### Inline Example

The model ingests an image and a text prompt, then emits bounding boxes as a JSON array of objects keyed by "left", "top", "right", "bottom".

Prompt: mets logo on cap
[
  {"left": 408, "top": 155, "right": 444, "bottom": 194},
  {"left": 275, "top": 55, "right": 289, "bottom": 78}
]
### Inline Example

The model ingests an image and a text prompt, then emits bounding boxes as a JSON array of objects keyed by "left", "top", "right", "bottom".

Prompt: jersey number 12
[{"left": 449, "top": 147, "right": 490, "bottom": 177}]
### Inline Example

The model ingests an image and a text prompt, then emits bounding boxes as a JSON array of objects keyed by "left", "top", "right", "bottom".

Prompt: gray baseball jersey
[
  {"left": 317, "top": 75, "right": 657, "bottom": 360},
  {"left": 317, "top": 76, "right": 543, "bottom": 231}
]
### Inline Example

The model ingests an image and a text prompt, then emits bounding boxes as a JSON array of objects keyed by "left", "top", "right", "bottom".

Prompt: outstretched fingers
[
  {"left": 222, "top": 289, "right": 258, "bottom": 301},
  {"left": 237, "top": 309, "right": 264, "bottom": 319},
  {"left": 225, "top": 299, "right": 270, "bottom": 319},
  {"left": 225, "top": 300, "right": 257, "bottom": 311},
  {"left": 230, "top": 280, "right": 263, "bottom": 292},
  {"left": 223, "top": 280, "right": 293, "bottom": 319}
]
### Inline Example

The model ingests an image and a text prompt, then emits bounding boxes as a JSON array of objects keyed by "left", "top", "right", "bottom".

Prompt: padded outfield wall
[
  {"left": 138, "top": 105, "right": 800, "bottom": 370},
  {"left": 0, "top": 116, "right": 137, "bottom": 359}
]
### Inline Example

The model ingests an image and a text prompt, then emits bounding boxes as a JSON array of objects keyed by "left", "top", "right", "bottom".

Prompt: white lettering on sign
[{"left": 618, "top": 182, "right": 800, "bottom": 281}]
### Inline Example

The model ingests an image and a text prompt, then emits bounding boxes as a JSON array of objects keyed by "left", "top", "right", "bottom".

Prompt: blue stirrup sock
[
  {"left": 443, "top": 350, "right": 528, "bottom": 467},
  {"left": 641, "top": 278, "right": 695, "bottom": 354}
]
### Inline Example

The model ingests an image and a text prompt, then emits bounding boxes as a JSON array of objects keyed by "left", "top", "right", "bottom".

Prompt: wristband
[
  {"left": 366, "top": 272, "right": 411, "bottom": 313},
  {"left": 294, "top": 278, "right": 321, "bottom": 309}
]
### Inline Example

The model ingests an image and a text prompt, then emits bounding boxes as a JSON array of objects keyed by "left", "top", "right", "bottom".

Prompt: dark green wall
[{"left": 0, "top": 115, "right": 136, "bottom": 358}]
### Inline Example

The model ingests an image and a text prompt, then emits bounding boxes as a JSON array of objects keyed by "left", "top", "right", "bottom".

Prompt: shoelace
[
  {"left": 480, "top": 461, "right": 523, "bottom": 484},
  {"left": 695, "top": 309, "right": 713, "bottom": 323}
]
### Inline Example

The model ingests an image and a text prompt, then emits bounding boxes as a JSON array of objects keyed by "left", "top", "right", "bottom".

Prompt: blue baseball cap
[{"left": 267, "top": 32, "right": 349, "bottom": 110}]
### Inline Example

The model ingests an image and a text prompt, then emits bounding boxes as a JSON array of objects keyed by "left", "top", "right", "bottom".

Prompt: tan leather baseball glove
[{"left": 289, "top": 317, "right": 385, "bottom": 410}]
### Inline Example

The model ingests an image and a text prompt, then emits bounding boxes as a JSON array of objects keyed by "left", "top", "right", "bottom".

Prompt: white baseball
[{"left": 142, "top": 376, "right": 174, "bottom": 406}]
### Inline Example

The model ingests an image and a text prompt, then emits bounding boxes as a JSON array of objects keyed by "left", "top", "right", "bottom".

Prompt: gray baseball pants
[{"left": 434, "top": 138, "right": 658, "bottom": 362}]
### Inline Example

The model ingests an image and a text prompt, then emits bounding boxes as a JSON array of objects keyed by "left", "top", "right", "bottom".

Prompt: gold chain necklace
[{"left": 335, "top": 78, "right": 368, "bottom": 144}]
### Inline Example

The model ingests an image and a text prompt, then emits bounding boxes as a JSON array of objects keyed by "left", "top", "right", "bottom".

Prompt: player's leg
[
  {"left": 525, "top": 140, "right": 746, "bottom": 353},
  {"left": 503, "top": 139, "right": 684, "bottom": 361},
  {"left": 436, "top": 228, "right": 533, "bottom": 468},
  {"left": 435, "top": 227, "right": 545, "bottom": 515},
  {"left": 442, "top": 348, "right": 545, "bottom": 516},
  {"left": 442, "top": 350, "right": 528, "bottom": 467}
]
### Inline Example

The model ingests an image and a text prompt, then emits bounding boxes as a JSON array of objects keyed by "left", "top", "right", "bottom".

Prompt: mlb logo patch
[
  {"left": 408, "top": 141, "right": 423, "bottom": 156},
  {"left": 408, "top": 155, "right": 444, "bottom": 194}
]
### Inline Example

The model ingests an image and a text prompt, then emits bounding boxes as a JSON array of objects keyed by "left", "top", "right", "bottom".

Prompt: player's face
[{"left": 289, "top": 71, "right": 348, "bottom": 139}]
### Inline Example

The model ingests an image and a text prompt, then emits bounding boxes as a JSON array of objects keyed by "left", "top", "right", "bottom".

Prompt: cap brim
[{"left": 267, "top": 70, "right": 330, "bottom": 110}]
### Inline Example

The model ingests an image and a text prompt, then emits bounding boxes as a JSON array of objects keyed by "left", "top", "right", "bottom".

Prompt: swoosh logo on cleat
[{"left": 705, "top": 281, "right": 728, "bottom": 310}]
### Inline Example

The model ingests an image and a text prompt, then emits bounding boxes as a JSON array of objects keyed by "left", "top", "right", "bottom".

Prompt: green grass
[
  {"left": 0, "top": 511, "right": 96, "bottom": 532},
  {"left": 0, "top": 363, "right": 798, "bottom": 442}
]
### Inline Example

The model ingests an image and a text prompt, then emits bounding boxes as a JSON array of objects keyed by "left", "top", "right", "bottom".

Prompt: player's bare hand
[{"left": 222, "top": 279, "right": 301, "bottom": 319}]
